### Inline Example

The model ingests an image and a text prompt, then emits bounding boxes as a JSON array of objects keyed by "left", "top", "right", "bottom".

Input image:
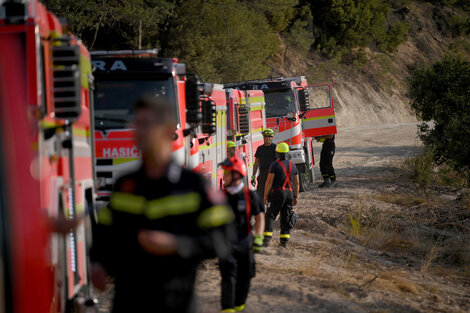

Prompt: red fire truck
[
  {"left": 224, "top": 77, "right": 337, "bottom": 191},
  {"left": 195, "top": 86, "right": 267, "bottom": 188},
  {"left": 91, "top": 51, "right": 211, "bottom": 201},
  {"left": 0, "top": 0, "right": 95, "bottom": 312},
  {"left": 225, "top": 88, "right": 267, "bottom": 179}
]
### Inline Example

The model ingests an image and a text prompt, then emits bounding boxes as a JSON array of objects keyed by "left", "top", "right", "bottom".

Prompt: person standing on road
[
  {"left": 316, "top": 135, "right": 336, "bottom": 188},
  {"left": 219, "top": 156, "right": 265, "bottom": 313},
  {"left": 91, "top": 96, "right": 235, "bottom": 313},
  {"left": 262, "top": 142, "right": 299, "bottom": 248},
  {"left": 227, "top": 140, "right": 236, "bottom": 158},
  {"left": 251, "top": 129, "right": 276, "bottom": 201}
]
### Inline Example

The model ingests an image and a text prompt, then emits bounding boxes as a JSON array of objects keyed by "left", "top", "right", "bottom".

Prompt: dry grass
[
  {"left": 395, "top": 278, "right": 419, "bottom": 294},
  {"left": 421, "top": 244, "right": 439, "bottom": 274},
  {"left": 374, "top": 192, "right": 427, "bottom": 207}
]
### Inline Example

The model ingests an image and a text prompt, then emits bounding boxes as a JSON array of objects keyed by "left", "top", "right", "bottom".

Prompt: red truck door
[{"left": 300, "top": 83, "right": 337, "bottom": 137}]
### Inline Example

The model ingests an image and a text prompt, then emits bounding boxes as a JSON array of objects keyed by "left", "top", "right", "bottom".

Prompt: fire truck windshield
[
  {"left": 94, "top": 78, "right": 176, "bottom": 129},
  {"left": 264, "top": 89, "right": 295, "bottom": 118}
]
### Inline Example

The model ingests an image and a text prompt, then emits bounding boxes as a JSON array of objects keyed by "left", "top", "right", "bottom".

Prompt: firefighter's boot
[
  {"left": 234, "top": 304, "right": 246, "bottom": 311},
  {"left": 263, "top": 232, "right": 272, "bottom": 247},
  {"left": 280, "top": 234, "right": 290, "bottom": 248},
  {"left": 318, "top": 177, "right": 331, "bottom": 188},
  {"left": 330, "top": 176, "right": 337, "bottom": 186}
]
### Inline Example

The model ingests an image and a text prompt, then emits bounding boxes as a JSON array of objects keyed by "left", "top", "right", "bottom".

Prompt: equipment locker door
[{"left": 300, "top": 83, "right": 337, "bottom": 137}]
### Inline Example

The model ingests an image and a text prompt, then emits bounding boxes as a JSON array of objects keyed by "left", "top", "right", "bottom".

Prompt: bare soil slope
[{"left": 196, "top": 123, "right": 470, "bottom": 313}]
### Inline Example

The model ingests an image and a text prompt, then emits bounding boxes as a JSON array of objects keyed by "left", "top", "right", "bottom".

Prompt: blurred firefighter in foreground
[
  {"left": 251, "top": 129, "right": 276, "bottom": 201},
  {"left": 90, "top": 96, "right": 235, "bottom": 313},
  {"left": 315, "top": 135, "right": 336, "bottom": 187},
  {"left": 219, "top": 156, "right": 265, "bottom": 313},
  {"left": 263, "top": 142, "right": 299, "bottom": 248},
  {"left": 227, "top": 140, "right": 236, "bottom": 158}
]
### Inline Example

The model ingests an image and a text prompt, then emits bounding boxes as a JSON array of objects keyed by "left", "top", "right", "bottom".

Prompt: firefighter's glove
[
  {"left": 251, "top": 175, "right": 256, "bottom": 187},
  {"left": 253, "top": 234, "right": 264, "bottom": 253}
]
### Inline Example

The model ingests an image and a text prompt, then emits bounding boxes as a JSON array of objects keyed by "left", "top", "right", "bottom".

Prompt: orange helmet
[{"left": 220, "top": 156, "right": 247, "bottom": 177}]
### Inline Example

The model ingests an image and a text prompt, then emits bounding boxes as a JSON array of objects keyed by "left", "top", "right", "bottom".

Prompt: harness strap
[
  {"left": 244, "top": 187, "right": 252, "bottom": 234},
  {"left": 276, "top": 160, "right": 293, "bottom": 191}
]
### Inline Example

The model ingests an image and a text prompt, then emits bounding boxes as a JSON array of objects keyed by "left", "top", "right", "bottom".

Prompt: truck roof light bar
[
  {"left": 90, "top": 49, "right": 159, "bottom": 56},
  {"left": 224, "top": 76, "right": 305, "bottom": 88}
]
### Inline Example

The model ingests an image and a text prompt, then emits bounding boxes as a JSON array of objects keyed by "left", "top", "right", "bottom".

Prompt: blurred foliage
[
  {"left": 449, "top": 14, "right": 470, "bottom": 37},
  {"left": 42, "top": 0, "right": 469, "bottom": 81},
  {"left": 306, "top": 0, "right": 411, "bottom": 56},
  {"left": 163, "top": 0, "right": 280, "bottom": 82},
  {"left": 409, "top": 55, "right": 470, "bottom": 184},
  {"left": 244, "top": 0, "right": 299, "bottom": 33},
  {"left": 42, "top": 0, "right": 175, "bottom": 49},
  {"left": 284, "top": 5, "right": 315, "bottom": 54}
]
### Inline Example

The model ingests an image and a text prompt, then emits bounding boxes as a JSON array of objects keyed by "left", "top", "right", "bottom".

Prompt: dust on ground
[{"left": 196, "top": 123, "right": 470, "bottom": 313}]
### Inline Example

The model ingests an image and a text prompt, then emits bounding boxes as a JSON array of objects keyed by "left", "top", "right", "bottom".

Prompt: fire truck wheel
[{"left": 297, "top": 163, "right": 311, "bottom": 192}]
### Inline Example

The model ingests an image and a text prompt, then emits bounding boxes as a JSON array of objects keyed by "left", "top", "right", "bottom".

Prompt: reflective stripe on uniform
[
  {"left": 263, "top": 232, "right": 273, "bottom": 237},
  {"left": 197, "top": 205, "right": 234, "bottom": 229},
  {"left": 110, "top": 192, "right": 146, "bottom": 214},
  {"left": 97, "top": 207, "right": 113, "bottom": 226},
  {"left": 280, "top": 234, "right": 291, "bottom": 239},
  {"left": 146, "top": 193, "right": 201, "bottom": 219}
]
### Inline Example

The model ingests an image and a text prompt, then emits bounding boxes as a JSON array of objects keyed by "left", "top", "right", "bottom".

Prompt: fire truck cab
[
  {"left": 0, "top": 0, "right": 95, "bottom": 312},
  {"left": 224, "top": 77, "right": 337, "bottom": 191},
  {"left": 91, "top": 51, "right": 209, "bottom": 202}
]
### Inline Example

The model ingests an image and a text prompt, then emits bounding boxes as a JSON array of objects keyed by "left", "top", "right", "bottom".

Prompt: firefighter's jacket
[{"left": 91, "top": 162, "right": 235, "bottom": 313}]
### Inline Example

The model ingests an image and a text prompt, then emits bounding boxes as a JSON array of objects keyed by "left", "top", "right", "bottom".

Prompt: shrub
[{"left": 409, "top": 55, "right": 470, "bottom": 185}]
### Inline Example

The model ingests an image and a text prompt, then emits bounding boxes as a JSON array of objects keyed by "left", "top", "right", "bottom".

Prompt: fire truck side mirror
[
  {"left": 185, "top": 73, "right": 204, "bottom": 125},
  {"left": 201, "top": 99, "right": 216, "bottom": 135},
  {"left": 298, "top": 88, "right": 309, "bottom": 112},
  {"left": 52, "top": 43, "right": 82, "bottom": 121},
  {"left": 175, "top": 63, "right": 186, "bottom": 76}
]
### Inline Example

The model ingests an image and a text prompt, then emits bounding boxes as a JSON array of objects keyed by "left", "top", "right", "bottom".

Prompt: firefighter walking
[
  {"left": 91, "top": 96, "right": 235, "bottom": 313},
  {"left": 262, "top": 142, "right": 299, "bottom": 248},
  {"left": 251, "top": 129, "right": 276, "bottom": 201},
  {"left": 219, "top": 156, "right": 265, "bottom": 313},
  {"left": 316, "top": 135, "right": 336, "bottom": 187}
]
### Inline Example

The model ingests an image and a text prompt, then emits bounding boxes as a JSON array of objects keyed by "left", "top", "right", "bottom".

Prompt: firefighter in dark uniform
[
  {"left": 316, "top": 135, "right": 336, "bottom": 187},
  {"left": 251, "top": 129, "right": 276, "bottom": 201},
  {"left": 90, "top": 96, "right": 235, "bottom": 313},
  {"left": 219, "top": 156, "right": 265, "bottom": 313},
  {"left": 262, "top": 142, "right": 299, "bottom": 248}
]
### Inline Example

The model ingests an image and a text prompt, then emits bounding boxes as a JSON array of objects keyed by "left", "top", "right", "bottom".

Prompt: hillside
[{"left": 267, "top": 1, "right": 470, "bottom": 127}]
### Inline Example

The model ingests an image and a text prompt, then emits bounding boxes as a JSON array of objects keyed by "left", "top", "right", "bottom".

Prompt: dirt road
[{"left": 196, "top": 123, "right": 470, "bottom": 313}]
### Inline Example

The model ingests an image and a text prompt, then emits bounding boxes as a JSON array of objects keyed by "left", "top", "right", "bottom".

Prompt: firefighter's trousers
[
  {"left": 264, "top": 190, "right": 294, "bottom": 243},
  {"left": 256, "top": 170, "right": 269, "bottom": 201},
  {"left": 219, "top": 237, "right": 256, "bottom": 310},
  {"left": 320, "top": 141, "right": 336, "bottom": 180}
]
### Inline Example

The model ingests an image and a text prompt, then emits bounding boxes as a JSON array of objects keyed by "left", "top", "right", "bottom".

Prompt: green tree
[
  {"left": 42, "top": 0, "right": 175, "bottom": 50},
  {"left": 284, "top": 5, "right": 314, "bottom": 53},
  {"left": 245, "top": 0, "right": 299, "bottom": 33},
  {"left": 409, "top": 55, "right": 470, "bottom": 183},
  {"left": 163, "top": 0, "right": 279, "bottom": 82},
  {"left": 305, "top": 0, "right": 411, "bottom": 56}
]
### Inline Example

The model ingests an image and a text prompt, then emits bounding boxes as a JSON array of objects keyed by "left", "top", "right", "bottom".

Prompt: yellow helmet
[
  {"left": 227, "top": 141, "right": 236, "bottom": 149},
  {"left": 275, "top": 142, "right": 289, "bottom": 153},
  {"left": 262, "top": 129, "right": 274, "bottom": 137}
]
